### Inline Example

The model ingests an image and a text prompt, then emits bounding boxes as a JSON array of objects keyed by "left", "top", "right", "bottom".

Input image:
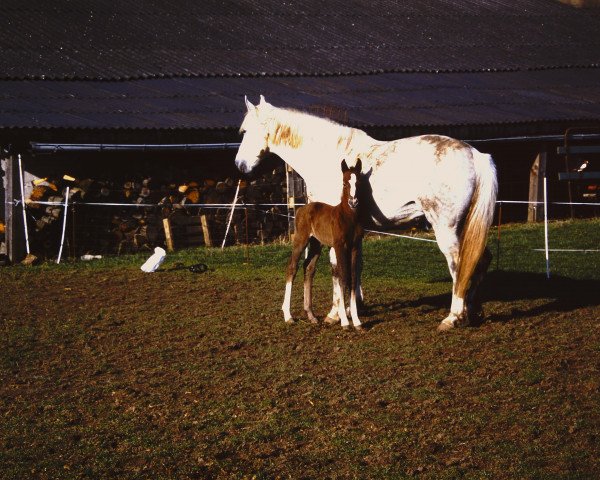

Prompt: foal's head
[{"left": 341, "top": 158, "right": 363, "bottom": 211}]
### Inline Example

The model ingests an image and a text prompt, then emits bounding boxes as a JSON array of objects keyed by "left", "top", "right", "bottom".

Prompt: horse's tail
[{"left": 455, "top": 150, "right": 498, "bottom": 298}]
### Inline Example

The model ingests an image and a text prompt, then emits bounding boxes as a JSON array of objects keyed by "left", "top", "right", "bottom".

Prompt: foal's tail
[{"left": 455, "top": 150, "right": 498, "bottom": 298}]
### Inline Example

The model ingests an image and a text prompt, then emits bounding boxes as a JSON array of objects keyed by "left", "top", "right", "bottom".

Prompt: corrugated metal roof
[
  {"left": 2, "top": 0, "right": 600, "bottom": 80},
  {"left": 2, "top": 69, "right": 600, "bottom": 131}
]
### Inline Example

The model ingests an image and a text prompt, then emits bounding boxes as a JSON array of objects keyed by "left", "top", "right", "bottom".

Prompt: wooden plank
[
  {"left": 558, "top": 171, "right": 600, "bottom": 181},
  {"left": 162, "top": 217, "right": 174, "bottom": 251},
  {"left": 201, "top": 214, "right": 212, "bottom": 247},
  {"left": 557, "top": 145, "right": 600, "bottom": 155},
  {"left": 528, "top": 152, "right": 546, "bottom": 223}
]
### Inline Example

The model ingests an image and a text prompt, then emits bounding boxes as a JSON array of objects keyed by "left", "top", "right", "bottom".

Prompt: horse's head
[
  {"left": 341, "top": 158, "right": 363, "bottom": 211},
  {"left": 235, "top": 95, "right": 272, "bottom": 174}
]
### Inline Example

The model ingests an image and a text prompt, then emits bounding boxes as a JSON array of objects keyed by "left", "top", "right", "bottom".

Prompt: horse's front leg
[
  {"left": 303, "top": 237, "right": 322, "bottom": 324},
  {"left": 349, "top": 242, "right": 363, "bottom": 331}
]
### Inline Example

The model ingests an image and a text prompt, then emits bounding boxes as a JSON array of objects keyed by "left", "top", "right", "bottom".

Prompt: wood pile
[{"left": 23, "top": 165, "right": 298, "bottom": 257}]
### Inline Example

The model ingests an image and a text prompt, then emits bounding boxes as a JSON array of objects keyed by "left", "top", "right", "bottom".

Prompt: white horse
[{"left": 236, "top": 96, "right": 498, "bottom": 331}]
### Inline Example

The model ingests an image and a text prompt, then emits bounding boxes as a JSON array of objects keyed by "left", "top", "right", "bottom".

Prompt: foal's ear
[{"left": 341, "top": 159, "right": 349, "bottom": 172}]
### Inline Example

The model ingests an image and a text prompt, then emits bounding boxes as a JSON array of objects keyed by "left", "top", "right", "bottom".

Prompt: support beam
[
  {"left": 2, "top": 156, "right": 26, "bottom": 262},
  {"left": 527, "top": 151, "right": 547, "bottom": 223}
]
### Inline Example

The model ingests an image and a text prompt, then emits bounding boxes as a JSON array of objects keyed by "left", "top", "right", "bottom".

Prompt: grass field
[{"left": 1, "top": 219, "right": 599, "bottom": 479}]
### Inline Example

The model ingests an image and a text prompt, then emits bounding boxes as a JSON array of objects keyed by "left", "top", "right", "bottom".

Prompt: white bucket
[{"left": 140, "top": 247, "right": 166, "bottom": 272}]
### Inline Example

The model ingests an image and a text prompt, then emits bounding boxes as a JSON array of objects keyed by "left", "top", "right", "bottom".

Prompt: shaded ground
[{"left": 1, "top": 245, "right": 599, "bottom": 479}]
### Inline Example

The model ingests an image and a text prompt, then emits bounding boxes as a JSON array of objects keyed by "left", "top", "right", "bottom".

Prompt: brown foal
[{"left": 281, "top": 159, "right": 364, "bottom": 330}]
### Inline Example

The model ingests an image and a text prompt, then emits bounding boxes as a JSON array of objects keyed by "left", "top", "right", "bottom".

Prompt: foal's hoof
[{"left": 324, "top": 316, "right": 340, "bottom": 325}]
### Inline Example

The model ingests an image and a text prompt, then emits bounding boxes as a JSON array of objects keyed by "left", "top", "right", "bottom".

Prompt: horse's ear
[
  {"left": 259, "top": 95, "right": 267, "bottom": 105},
  {"left": 245, "top": 95, "right": 256, "bottom": 112},
  {"left": 355, "top": 158, "right": 362, "bottom": 172},
  {"left": 341, "top": 159, "right": 349, "bottom": 172}
]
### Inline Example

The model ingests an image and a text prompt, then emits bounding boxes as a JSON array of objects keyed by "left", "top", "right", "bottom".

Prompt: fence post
[
  {"left": 528, "top": 151, "right": 546, "bottom": 222},
  {"left": 200, "top": 214, "right": 213, "bottom": 247},
  {"left": 163, "top": 217, "right": 175, "bottom": 251},
  {"left": 221, "top": 179, "right": 241, "bottom": 249},
  {"left": 56, "top": 187, "right": 70, "bottom": 264},
  {"left": 543, "top": 177, "right": 550, "bottom": 279}
]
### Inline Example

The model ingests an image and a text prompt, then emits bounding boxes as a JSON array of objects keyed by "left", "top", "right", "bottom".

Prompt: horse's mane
[{"left": 265, "top": 106, "right": 360, "bottom": 151}]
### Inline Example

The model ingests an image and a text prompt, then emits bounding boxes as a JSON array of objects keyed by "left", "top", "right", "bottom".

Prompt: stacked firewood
[{"left": 24, "top": 165, "right": 296, "bottom": 256}]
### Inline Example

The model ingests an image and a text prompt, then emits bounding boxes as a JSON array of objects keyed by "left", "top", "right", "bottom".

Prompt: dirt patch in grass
[{"left": 1, "top": 256, "right": 599, "bottom": 479}]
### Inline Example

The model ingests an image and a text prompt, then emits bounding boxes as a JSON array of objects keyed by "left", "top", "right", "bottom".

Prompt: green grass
[{"left": 19, "top": 217, "right": 598, "bottom": 281}]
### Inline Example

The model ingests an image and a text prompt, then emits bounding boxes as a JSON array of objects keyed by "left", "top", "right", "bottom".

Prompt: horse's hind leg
[
  {"left": 350, "top": 242, "right": 363, "bottom": 330},
  {"left": 355, "top": 238, "right": 365, "bottom": 308},
  {"left": 466, "top": 246, "right": 492, "bottom": 324},
  {"left": 430, "top": 223, "right": 467, "bottom": 330},
  {"left": 282, "top": 231, "right": 310, "bottom": 323},
  {"left": 303, "top": 237, "right": 322, "bottom": 324}
]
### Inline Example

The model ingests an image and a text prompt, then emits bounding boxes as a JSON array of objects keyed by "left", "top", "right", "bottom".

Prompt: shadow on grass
[
  {"left": 481, "top": 270, "right": 600, "bottom": 323},
  {"left": 362, "top": 270, "right": 600, "bottom": 327}
]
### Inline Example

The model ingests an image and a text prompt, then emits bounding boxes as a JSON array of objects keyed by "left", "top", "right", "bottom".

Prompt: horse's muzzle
[
  {"left": 235, "top": 159, "right": 248, "bottom": 173},
  {"left": 348, "top": 198, "right": 359, "bottom": 209}
]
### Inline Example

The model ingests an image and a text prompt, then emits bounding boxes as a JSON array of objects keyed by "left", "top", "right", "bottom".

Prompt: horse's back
[{"left": 360, "top": 135, "right": 494, "bottom": 225}]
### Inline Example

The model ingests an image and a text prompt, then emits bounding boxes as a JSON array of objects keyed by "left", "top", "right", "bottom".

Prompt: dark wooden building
[{"left": 2, "top": 0, "right": 600, "bottom": 260}]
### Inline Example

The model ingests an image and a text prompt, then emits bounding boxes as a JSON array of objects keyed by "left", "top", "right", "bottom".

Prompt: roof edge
[{"left": 3, "top": 63, "right": 600, "bottom": 82}]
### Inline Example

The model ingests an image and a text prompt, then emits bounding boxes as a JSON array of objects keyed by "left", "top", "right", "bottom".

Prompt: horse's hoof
[
  {"left": 342, "top": 325, "right": 350, "bottom": 331},
  {"left": 468, "top": 307, "right": 485, "bottom": 325},
  {"left": 309, "top": 317, "right": 319, "bottom": 325},
  {"left": 284, "top": 318, "right": 295, "bottom": 324},
  {"left": 437, "top": 320, "right": 455, "bottom": 332},
  {"left": 354, "top": 325, "right": 366, "bottom": 333},
  {"left": 324, "top": 316, "right": 339, "bottom": 325}
]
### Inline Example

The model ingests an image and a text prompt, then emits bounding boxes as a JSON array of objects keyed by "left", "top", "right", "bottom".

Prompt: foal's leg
[
  {"left": 324, "top": 247, "right": 342, "bottom": 324},
  {"left": 303, "top": 237, "right": 322, "bottom": 324},
  {"left": 332, "top": 246, "right": 352, "bottom": 329},
  {"left": 282, "top": 232, "right": 310, "bottom": 323}
]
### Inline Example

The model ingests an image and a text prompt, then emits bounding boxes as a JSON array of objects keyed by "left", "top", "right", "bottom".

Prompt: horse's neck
[
  {"left": 336, "top": 197, "right": 357, "bottom": 222},
  {"left": 266, "top": 117, "right": 373, "bottom": 203}
]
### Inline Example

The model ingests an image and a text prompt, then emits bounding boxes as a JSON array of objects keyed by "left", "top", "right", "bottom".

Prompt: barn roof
[
  {"left": 2, "top": 70, "right": 600, "bottom": 133},
  {"left": 1, "top": 0, "right": 600, "bottom": 138},
  {"left": 3, "top": 0, "right": 600, "bottom": 80}
]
